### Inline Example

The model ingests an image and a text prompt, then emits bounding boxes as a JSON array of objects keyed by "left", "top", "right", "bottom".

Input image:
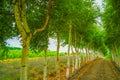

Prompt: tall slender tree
[{"left": 13, "top": 0, "right": 51, "bottom": 80}]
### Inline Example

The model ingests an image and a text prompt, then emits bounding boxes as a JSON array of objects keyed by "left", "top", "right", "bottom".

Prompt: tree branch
[
  {"left": 33, "top": 0, "right": 51, "bottom": 35},
  {"left": 21, "top": 0, "right": 30, "bottom": 33},
  {"left": 13, "top": 0, "right": 27, "bottom": 37}
]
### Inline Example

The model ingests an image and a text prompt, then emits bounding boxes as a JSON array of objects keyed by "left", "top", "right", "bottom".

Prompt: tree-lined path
[
  {"left": 69, "top": 58, "right": 120, "bottom": 80},
  {"left": 1, "top": 0, "right": 120, "bottom": 80}
]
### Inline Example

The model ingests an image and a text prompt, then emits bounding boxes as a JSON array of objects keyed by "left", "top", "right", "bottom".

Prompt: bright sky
[
  {"left": 6, "top": 0, "right": 102, "bottom": 52},
  {"left": 6, "top": 37, "right": 22, "bottom": 48},
  {"left": 95, "top": 0, "right": 102, "bottom": 6},
  {"left": 48, "top": 38, "right": 68, "bottom": 52}
]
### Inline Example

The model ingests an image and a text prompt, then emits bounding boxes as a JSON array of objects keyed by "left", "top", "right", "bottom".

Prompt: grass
[
  {"left": 0, "top": 47, "right": 98, "bottom": 80},
  {"left": 0, "top": 56, "right": 73, "bottom": 80},
  {"left": 0, "top": 54, "right": 97, "bottom": 80},
  {"left": 0, "top": 49, "right": 66, "bottom": 60}
]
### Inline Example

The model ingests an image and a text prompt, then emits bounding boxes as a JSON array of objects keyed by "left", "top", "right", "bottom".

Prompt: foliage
[
  {"left": 30, "top": 29, "right": 49, "bottom": 53},
  {"left": 26, "top": 0, "right": 48, "bottom": 31},
  {"left": 102, "top": 0, "right": 120, "bottom": 49},
  {"left": 0, "top": 0, "right": 18, "bottom": 59}
]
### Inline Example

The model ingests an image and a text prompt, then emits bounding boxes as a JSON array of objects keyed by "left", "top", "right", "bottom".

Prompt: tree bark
[
  {"left": 85, "top": 43, "right": 90, "bottom": 63},
  {"left": 44, "top": 48, "right": 47, "bottom": 80},
  {"left": 56, "top": 32, "right": 60, "bottom": 80},
  {"left": 78, "top": 37, "right": 82, "bottom": 68},
  {"left": 71, "top": 46, "right": 75, "bottom": 73},
  {"left": 66, "top": 21, "right": 72, "bottom": 79},
  {"left": 85, "top": 48, "right": 88, "bottom": 63},
  {"left": 74, "top": 32, "right": 78, "bottom": 70},
  {"left": 78, "top": 52, "right": 80, "bottom": 68},
  {"left": 20, "top": 35, "right": 31, "bottom": 80},
  {"left": 111, "top": 49, "right": 115, "bottom": 62},
  {"left": 33, "top": 0, "right": 51, "bottom": 35},
  {"left": 75, "top": 48, "right": 79, "bottom": 69},
  {"left": 111, "top": 44, "right": 118, "bottom": 62},
  {"left": 89, "top": 43, "right": 92, "bottom": 61},
  {"left": 111, "top": 44, "right": 115, "bottom": 62},
  {"left": 13, "top": 1, "right": 32, "bottom": 80},
  {"left": 43, "top": 33, "right": 49, "bottom": 80}
]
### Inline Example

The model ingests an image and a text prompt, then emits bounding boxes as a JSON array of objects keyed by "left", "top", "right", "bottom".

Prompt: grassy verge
[{"left": 0, "top": 56, "right": 73, "bottom": 80}]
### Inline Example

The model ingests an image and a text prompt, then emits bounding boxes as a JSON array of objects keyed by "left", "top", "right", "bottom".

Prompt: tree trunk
[
  {"left": 85, "top": 48, "right": 88, "bottom": 63},
  {"left": 20, "top": 35, "right": 31, "bottom": 80},
  {"left": 88, "top": 51, "right": 90, "bottom": 61},
  {"left": 71, "top": 46, "right": 75, "bottom": 73},
  {"left": 72, "top": 55, "right": 75, "bottom": 73},
  {"left": 78, "top": 53, "right": 80, "bottom": 68},
  {"left": 43, "top": 28, "right": 50, "bottom": 80},
  {"left": 44, "top": 48, "right": 47, "bottom": 80},
  {"left": 112, "top": 44, "right": 116, "bottom": 62},
  {"left": 78, "top": 37, "right": 82, "bottom": 68},
  {"left": 75, "top": 48, "right": 79, "bottom": 70},
  {"left": 111, "top": 49, "right": 115, "bottom": 62},
  {"left": 74, "top": 32, "right": 78, "bottom": 70},
  {"left": 43, "top": 35, "right": 49, "bottom": 80},
  {"left": 13, "top": 1, "right": 31, "bottom": 79},
  {"left": 88, "top": 44, "right": 92, "bottom": 61},
  {"left": 56, "top": 32, "right": 60, "bottom": 80},
  {"left": 66, "top": 21, "right": 72, "bottom": 79},
  {"left": 93, "top": 47, "right": 95, "bottom": 60}
]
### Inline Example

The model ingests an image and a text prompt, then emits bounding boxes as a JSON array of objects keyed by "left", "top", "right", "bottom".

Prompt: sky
[
  {"left": 6, "top": 0, "right": 102, "bottom": 52},
  {"left": 95, "top": 0, "right": 102, "bottom": 6},
  {"left": 6, "top": 37, "right": 22, "bottom": 48},
  {"left": 95, "top": 0, "right": 103, "bottom": 12}
]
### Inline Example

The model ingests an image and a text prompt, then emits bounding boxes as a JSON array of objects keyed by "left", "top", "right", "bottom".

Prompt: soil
[{"left": 70, "top": 58, "right": 120, "bottom": 80}]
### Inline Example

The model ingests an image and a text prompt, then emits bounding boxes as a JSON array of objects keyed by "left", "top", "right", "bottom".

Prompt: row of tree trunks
[
  {"left": 71, "top": 32, "right": 84, "bottom": 73},
  {"left": 55, "top": 29, "right": 100, "bottom": 80}
]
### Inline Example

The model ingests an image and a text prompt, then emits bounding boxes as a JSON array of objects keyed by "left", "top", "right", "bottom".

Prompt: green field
[{"left": 0, "top": 47, "right": 66, "bottom": 60}]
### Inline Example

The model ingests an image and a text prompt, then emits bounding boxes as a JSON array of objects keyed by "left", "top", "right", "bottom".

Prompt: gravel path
[{"left": 71, "top": 59, "right": 120, "bottom": 80}]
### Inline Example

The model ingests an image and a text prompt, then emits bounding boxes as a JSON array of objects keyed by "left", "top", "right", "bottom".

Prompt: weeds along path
[{"left": 69, "top": 58, "right": 120, "bottom": 80}]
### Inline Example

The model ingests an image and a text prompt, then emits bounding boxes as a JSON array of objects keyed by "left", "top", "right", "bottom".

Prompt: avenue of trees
[{"left": 0, "top": 0, "right": 120, "bottom": 80}]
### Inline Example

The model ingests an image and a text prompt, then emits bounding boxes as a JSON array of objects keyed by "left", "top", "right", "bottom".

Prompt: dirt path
[{"left": 70, "top": 59, "right": 120, "bottom": 80}]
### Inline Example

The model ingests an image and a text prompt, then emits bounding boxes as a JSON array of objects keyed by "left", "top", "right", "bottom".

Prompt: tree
[
  {"left": 0, "top": 0, "right": 17, "bottom": 59},
  {"left": 102, "top": 0, "right": 120, "bottom": 61},
  {"left": 13, "top": 0, "right": 51, "bottom": 80}
]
